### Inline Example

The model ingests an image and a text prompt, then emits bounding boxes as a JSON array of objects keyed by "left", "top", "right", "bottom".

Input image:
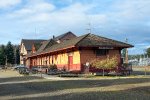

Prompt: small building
[{"left": 25, "top": 32, "right": 133, "bottom": 73}]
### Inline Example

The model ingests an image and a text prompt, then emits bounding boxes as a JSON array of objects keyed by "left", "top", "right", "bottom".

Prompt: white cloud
[
  {"left": 137, "top": 43, "right": 148, "bottom": 46},
  {"left": 1, "top": 0, "right": 150, "bottom": 54},
  {"left": 8, "top": 2, "right": 99, "bottom": 27},
  {"left": 60, "top": 3, "right": 93, "bottom": 13},
  {"left": 0, "top": 0, "right": 21, "bottom": 9},
  {"left": 8, "top": 0, "right": 55, "bottom": 20},
  {"left": 145, "top": 45, "right": 150, "bottom": 49},
  {"left": 110, "top": 0, "right": 150, "bottom": 21},
  {"left": 5, "top": 0, "right": 150, "bottom": 33}
]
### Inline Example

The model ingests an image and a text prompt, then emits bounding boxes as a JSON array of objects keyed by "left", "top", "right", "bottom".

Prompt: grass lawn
[{"left": 0, "top": 76, "right": 150, "bottom": 100}]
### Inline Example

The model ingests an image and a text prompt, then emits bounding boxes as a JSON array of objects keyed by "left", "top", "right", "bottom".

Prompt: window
[
  {"left": 41, "top": 58, "right": 42, "bottom": 65},
  {"left": 52, "top": 57, "right": 54, "bottom": 64},
  {"left": 95, "top": 49, "right": 108, "bottom": 56}
]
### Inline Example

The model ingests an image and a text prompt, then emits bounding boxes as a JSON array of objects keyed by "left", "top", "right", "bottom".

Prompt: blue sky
[{"left": 0, "top": 0, "right": 150, "bottom": 55}]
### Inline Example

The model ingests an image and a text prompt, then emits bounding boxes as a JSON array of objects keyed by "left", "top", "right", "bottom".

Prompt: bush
[
  {"left": 123, "top": 63, "right": 129, "bottom": 68},
  {"left": 49, "top": 64, "right": 57, "bottom": 70},
  {"left": 91, "top": 56, "right": 118, "bottom": 76}
]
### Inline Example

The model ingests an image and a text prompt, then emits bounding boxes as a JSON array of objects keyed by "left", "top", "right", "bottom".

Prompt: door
[{"left": 68, "top": 56, "right": 73, "bottom": 70}]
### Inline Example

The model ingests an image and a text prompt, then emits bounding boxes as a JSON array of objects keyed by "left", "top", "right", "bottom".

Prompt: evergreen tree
[
  {"left": 146, "top": 47, "right": 150, "bottom": 57},
  {"left": 15, "top": 45, "right": 20, "bottom": 64},
  {"left": 122, "top": 49, "right": 126, "bottom": 58},
  {"left": 5, "top": 41, "right": 15, "bottom": 64},
  {"left": 0, "top": 45, "right": 6, "bottom": 65}
]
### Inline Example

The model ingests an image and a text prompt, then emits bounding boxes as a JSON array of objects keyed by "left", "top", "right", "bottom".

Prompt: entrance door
[{"left": 68, "top": 56, "right": 73, "bottom": 70}]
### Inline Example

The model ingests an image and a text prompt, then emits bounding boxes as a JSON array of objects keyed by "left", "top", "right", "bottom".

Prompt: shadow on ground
[
  {"left": 0, "top": 77, "right": 150, "bottom": 97},
  {"left": 13, "top": 86, "right": 150, "bottom": 100},
  {"left": 0, "top": 76, "right": 43, "bottom": 83}
]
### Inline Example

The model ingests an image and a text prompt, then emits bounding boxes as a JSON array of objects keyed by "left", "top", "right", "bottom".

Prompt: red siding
[
  {"left": 80, "top": 49, "right": 122, "bottom": 72},
  {"left": 57, "top": 64, "right": 81, "bottom": 72}
]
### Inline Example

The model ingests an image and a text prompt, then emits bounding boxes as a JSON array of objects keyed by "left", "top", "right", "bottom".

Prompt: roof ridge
[
  {"left": 75, "top": 33, "right": 133, "bottom": 48},
  {"left": 43, "top": 39, "right": 57, "bottom": 50},
  {"left": 43, "top": 39, "right": 51, "bottom": 50},
  {"left": 21, "top": 39, "right": 46, "bottom": 51},
  {"left": 93, "top": 34, "right": 133, "bottom": 46},
  {"left": 75, "top": 33, "right": 90, "bottom": 46},
  {"left": 22, "top": 39, "right": 46, "bottom": 40},
  {"left": 41, "top": 34, "right": 90, "bottom": 53},
  {"left": 54, "top": 31, "right": 76, "bottom": 40}
]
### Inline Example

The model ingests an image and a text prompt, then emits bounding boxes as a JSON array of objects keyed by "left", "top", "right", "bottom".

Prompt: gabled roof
[
  {"left": 43, "top": 34, "right": 88, "bottom": 53},
  {"left": 54, "top": 31, "right": 77, "bottom": 41},
  {"left": 42, "top": 33, "right": 133, "bottom": 54},
  {"left": 26, "top": 34, "right": 86, "bottom": 57},
  {"left": 31, "top": 31, "right": 76, "bottom": 53},
  {"left": 35, "top": 31, "right": 76, "bottom": 52},
  {"left": 27, "top": 33, "right": 133, "bottom": 57},
  {"left": 34, "top": 43, "right": 43, "bottom": 51},
  {"left": 36, "top": 39, "right": 58, "bottom": 53},
  {"left": 21, "top": 39, "right": 46, "bottom": 51},
  {"left": 76, "top": 34, "right": 133, "bottom": 48}
]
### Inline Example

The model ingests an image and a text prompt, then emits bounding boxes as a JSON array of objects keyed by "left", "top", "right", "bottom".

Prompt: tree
[
  {"left": 0, "top": 45, "right": 6, "bottom": 65},
  {"left": 5, "top": 41, "right": 15, "bottom": 65},
  {"left": 15, "top": 46, "right": 20, "bottom": 64},
  {"left": 0, "top": 42, "right": 20, "bottom": 66},
  {"left": 91, "top": 56, "right": 118, "bottom": 76},
  {"left": 122, "top": 49, "right": 126, "bottom": 58},
  {"left": 146, "top": 47, "right": 150, "bottom": 57}
]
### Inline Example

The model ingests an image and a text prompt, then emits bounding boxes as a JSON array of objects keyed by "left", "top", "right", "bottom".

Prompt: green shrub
[{"left": 91, "top": 56, "right": 118, "bottom": 76}]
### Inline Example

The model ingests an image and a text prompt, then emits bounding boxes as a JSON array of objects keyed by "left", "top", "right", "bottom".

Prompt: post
[
  {"left": 40, "top": 66, "right": 42, "bottom": 77},
  {"left": 5, "top": 56, "right": 7, "bottom": 71},
  {"left": 116, "top": 66, "right": 118, "bottom": 77},
  {"left": 145, "top": 66, "right": 147, "bottom": 76},
  {"left": 86, "top": 23, "right": 92, "bottom": 33},
  {"left": 14, "top": 46, "right": 17, "bottom": 66},
  {"left": 125, "top": 38, "right": 128, "bottom": 64},
  {"left": 103, "top": 68, "right": 104, "bottom": 76},
  {"left": 85, "top": 62, "right": 90, "bottom": 74}
]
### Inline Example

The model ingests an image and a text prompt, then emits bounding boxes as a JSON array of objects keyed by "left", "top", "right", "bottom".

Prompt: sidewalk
[
  {"left": 30, "top": 73, "right": 69, "bottom": 80},
  {"left": 30, "top": 71, "right": 150, "bottom": 81},
  {"left": 30, "top": 73, "right": 89, "bottom": 80},
  {"left": 30, "top": 73, "right": 129, "bottom": 81}
]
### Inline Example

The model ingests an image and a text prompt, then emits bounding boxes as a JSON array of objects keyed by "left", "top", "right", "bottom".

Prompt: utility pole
[
  {"left": 86, "top": 23, "right": 92, "bottom": 33},
  {"left": 125, "top": 38, "right": 128, "bottom": 64},
  {"left": 35, "top": 28, "right": 37, "bottom": 39},
  {"left": 14, "top": 45, "right": 17, "bottom": 65},
  {"left": 5, "top": 56, "right": 7, "bottom": 71}
]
